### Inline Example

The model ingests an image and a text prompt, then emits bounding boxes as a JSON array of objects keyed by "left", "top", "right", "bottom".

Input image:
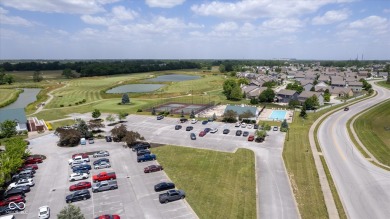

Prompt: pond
[
  {"left": 2, "top": 88, "right": 41, "bottom": 110},
  {"left": 106, "top": 84, "right": 165, "bottom": 93},
  {"left": 145, "top": 74, "right": 200, "bottom": 82}
]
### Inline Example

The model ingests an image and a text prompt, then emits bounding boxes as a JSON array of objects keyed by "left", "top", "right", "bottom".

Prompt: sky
[{"left": 0, "top": 0, "right": 389, "bottom": 60}]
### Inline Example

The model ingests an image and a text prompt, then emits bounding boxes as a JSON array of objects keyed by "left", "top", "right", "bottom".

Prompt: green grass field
[
  {"left": 0, "top": 88, "right": 20, "bottom": 107},
  {"left": 152, "top": 146, "right": 256, "bottom": 219},
  {"left": 353, "top": 100, "right": 390, "bottom": 166},
  {"left": 377, "top": 81, "right": 390, "bottom": 89}
]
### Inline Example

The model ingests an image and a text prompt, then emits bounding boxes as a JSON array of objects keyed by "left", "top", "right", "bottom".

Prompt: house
[
  {"left": 331, "top": 80, "right": 345, "bottom": 87},
  {"left": 304, "top": 72, "right": 317, "bottom": 80},
  {"left": 315, "top": 82, "right": 329, "bottom": 92},
  {"left": 298, "top": 91, "right": 324, "bottom": 106},
  {"left": 241, "top": 85, "right": 258, "bottom": 95},
  {"left": 247, "top": 87, "right": 267, "bottom": 99},
  {"left": 300, "top": 80, "right": 314, "bottom": 91},
  {"left": 0, "top": 108, "right": 28, "bottom": 132},
  {"left": 224, "top": 104, "right": 259, "bottom": 119},
  {"left": 276, "top": 89, "right": 298, "bottom": 103},
  {"left": 317, "top": 75, "right": 330, "bottom": 83},
  {"left": 347, "top": 81, "right": 363, "bottom": 92},
  {"left": 331, "top": 76, "right": 344, "bottom": 82},
  {"left": 329, "top": 87, "right": 353, "bottom": 98},
  {"left": 295, "top": 72, "right": 306, "bottom": 81},
  {"left": 248, "top": 79, "right": 263, "bottom": 87}
]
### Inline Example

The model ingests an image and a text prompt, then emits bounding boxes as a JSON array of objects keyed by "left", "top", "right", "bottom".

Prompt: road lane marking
[{"left": 330, "top": 116, "right": 347, "bottom": 161}]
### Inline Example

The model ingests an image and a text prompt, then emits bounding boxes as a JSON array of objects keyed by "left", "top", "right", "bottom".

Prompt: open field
[
  {"left": 0, "top": 88, "right": 21, "bottom": 107},
  {"left": 353, "top": 100, "right": 390, "bottom": 166},
  {"left": 152, "top": 146, "right": 256, "bottom": 219}
]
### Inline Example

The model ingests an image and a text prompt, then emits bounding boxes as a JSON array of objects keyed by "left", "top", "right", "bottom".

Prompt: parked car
[
  {"left": 38, "top": 205, "right": 50, "bottom": 219},
  {"left": 93, "top": 151, "right": 110, "bottom": 158},
  {"left": 80, "top": 138, "right": 86, "bottom": 145},
  {"left": 132, "top": 142, "right": 151, "bottom": 152},
  {"left": 3, "top": 188, "right": 26, "bottom": 198},
  {"left": 137, "top": 149, "right": 151, "bottom": 156},
  {"left": 92, "top": 172, "right": 116, "bottom": 183},
  {"left": 12, "top": 172, "right": 33, "bottom": 182},
  {"left": 24, "top": 157, "right": 43, "bottom": 164},
  {"left": 344, "top": 107, "right": 349, "bottom": 111},
  {"left": 159, "top": 189, "right": 186, "bottom": 204},
  {"left": 199, "top": 131, "right": 206, "bottom": 137},
  {"left": 186, "top": 126, "right": 193, "bottom": 131},
  {"left": 204, "top": 128, "right": 211, "bottom": 133},
  {"left": 93, "top": 158, "right": 109, "bottom": 165},
  {"left": 92, "top": 180, "right": 118, "bottom": 193},
  {"left": 69, "top": 173, "right": 89, "bottom": 182},
  {"left": 95, "top": 215, "right": 120, "bottom": 219},
  {"left": 210, "top": 128, "right": 218, "bottom": 133},
  {"left": 137, "top": 154, "right": 156, "bottom": 163},
  {"left": 180, "top": 118, "right": 188, "bottom": 123},
  {"left": 0, "top": 195, "right": 25, "bottom": 207},
  {"left": 236, "top": 130, "right": 242, "bottom": 136},
  {"left": 144, "top": 165, "right": 163, "bottom": 173},
  {"left": 248, "top": 135, "right": 255, "bottom": 141},
  {"left": 19, "top": 169, "right": 35, "bottom": 177},
  {"left": 66, "top": 189, "right": 91, "bottom": 203},
  {"left": 190, "top": 119, "right": 197, "bottom": 124},
  {"left": 69, "top": 181, "right": 92, "bottom": 191},
  {"left": 71, "top": 153, "right": 89, "bottom": 160},
  {"left": 68, "top": 155, "right": 90, "bottom": 165},
  {"left": 8, "top": 178, "right": 34, "bottom": 189},
  {"left": 105, "top": 136, "right": 112, "bottom": 142},
  {"left": 241, "top": 123, "right": 247, "bottom": 128},
  {"left": 175, "top": 125, "right": 182, "bottom": 130},
  {"left": 94, "top": 161, "right": 111, "bottom": 170},
  {"left": 18, "top": 166, "right": 36, "bottom": 174},
  {"left": 21, "top": 164, "right": 38, "bottom": 170},
  {"left": 157, "top": 115, "right": 164, "bottom": 120},
  {"left": 154, "top": 182, "right": 175, "bottom": 192},
  {"left": 88, "top": 138, "right": 94, "bottom": 144},
  {"left": 223, "top": 129, "right": 230, "bottom": 134},
  {"left": 72, "top": 164, "right": 92, "bottom": 172},
  {"left": 71, "top": 161, "right": 88, "bottom": 168},
  {"left": 73, "top": 169, "right": 90, "bottom": 174},
  {"left": 235, "top": 122, "right": 241, "bottom": 127},
  {"left": 190, "top": 133, "right": 196, "bottom": 140},
  {"left": 201, "top": 120, "right": 208, "bottom": 125},
  {"left": 247, "top": 124, "right": 253, "bottom": 129},
  {"left": 273, "top": 126, "right": 279, "bottom": 131},
  {"left": 253, "top": 124, "right": 259, "bottom": 129},
  {"left": 0, "top": 202, "right": 25, "bottom": 215},
  {"left": 243, "top": 131, "right": 249, "bottom": 137}
]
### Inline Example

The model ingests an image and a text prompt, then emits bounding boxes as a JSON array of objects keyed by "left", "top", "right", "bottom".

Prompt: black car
[
  {"left": 223, "top": 129, "right": 230, "bottom": 134},
  {"left": 157, "top": 115, "right": 164, "bottom": 120},
  {"left": 154, "top": 182, "right": 175, "bottom": 192},
  {"left": 186, "top": 126, "right": 193, "bottom": 131},
  {"left": 175, "top": 125, "right": 182, "bottom": 130},
  {"left": 190, "top": 133, "right": 196, "bottom": 140},
  {"left": 0, "top": 203, "right": 25, "bottom": 215},
  {"left": 243, "top": 131, "right": 249, "bottom": 137},
  {"left": 132, "top": 142, "right": 151, "bottom": 152},
  {"left": 105, "top": 136, "right": 112, "bottom": 142},
  {"left": 236, "top": 130, "right": 242, "bottom": 136},
  {"left": 202, "top": 120, "right": 208, "bottom": 125},
  {"left": 204, "top": 128, "right": 211, "bottom": 133},
  {"left": 19, "top": 166, "right": 36, "bottom": 174},
  {"left": 180, "top": 118, "right": 188, "bottom": 123},
  {"left": 93, "top": 158, "right": 109, "bottom": 165},
  {"left": 344, "top": 107, "right": 349, "bottom": 111},
  {"left": 66, "top": 189, "right": 91, "bottom": 203},
  {"left": 4, "top": 188, "right": 26, "bottom": 198},
  {"left": 137, "top": 149, "right": 151, "bottom": 156},
  {"left": 253, "top": 124, "right": 259, "bottom": 129},
  {"left": 72, "top": 169, "right": 90, "bottom": 174}
]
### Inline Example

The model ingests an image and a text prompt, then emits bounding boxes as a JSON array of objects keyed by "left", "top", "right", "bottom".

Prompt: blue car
[
  {"left": 73, "top": 169, "right": 90, "bottom": 174},
  {"left": 137, "top": 154, "right": 156, "bottom": 163},
  {"left": 204, "top": 128, "right": 211, "bottom": 133},
  {"left": 72, "top": 164, "right": 91, "bottom": 172},
  {"left": 202, "top": 120, "right": 208, "bottom": 125}
]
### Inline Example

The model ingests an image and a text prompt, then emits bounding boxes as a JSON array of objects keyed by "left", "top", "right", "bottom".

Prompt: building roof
[
  {"left": 299, "top": 91, "right": 322, "bottom": 98},
  {"left": 331, "top": 80, "right": 345, "bottom": 86},
  {"left": 330, "top": 87, "right": 352, "bottom": 95},
  {"left": 348, "top": 81, "right": 363, "bottom": 86},
  {"left": 248, "top": 87, "right": 267, "bottom": 97},
  {"left": 224, "top": 105, "right": 258, "bottom": 116},
  {"left": 277, "top": 89, "right": 297, "bottom": 96},
  {"left": 300, "top": 79, "right": 313, "bottom": 86},
  {"left": 0, "top": 108, "right": 27, "bottom": 123}
]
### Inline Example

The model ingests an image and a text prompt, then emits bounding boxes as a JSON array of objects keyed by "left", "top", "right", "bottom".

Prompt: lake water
[
  {"left": 106, "top": 84, "right": 165, "bottom": 93},
  {"left": 2, "top": 88, "right": 41, "bottom": 109},
  {"left": 145, "top": 74, "right": 200, "bottom": 82}
]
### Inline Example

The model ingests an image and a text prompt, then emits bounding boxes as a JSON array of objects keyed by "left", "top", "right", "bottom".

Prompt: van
[{"left": 80, "top": 138, "right": 86, "bottom": 145}]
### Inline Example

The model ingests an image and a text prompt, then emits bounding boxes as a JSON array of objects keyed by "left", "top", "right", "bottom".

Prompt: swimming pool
[{"left": 268, "top": 110, "right": 287, "bottom": 120}]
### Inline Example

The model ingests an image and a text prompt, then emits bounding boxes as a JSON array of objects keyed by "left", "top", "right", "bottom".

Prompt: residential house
[
  {"left": 329, "top": 87, "right": 353, "bottom": 98},
  {"left": 300, "top": 80, "right": 314, "bottom": 91},
  {"left": 295, "top": 72, "right": 306, "bottom": 82},
  {"left": 0, "top": 108, "right": 28, "bottom": 132},
  {"left": 247, "top": 87, "right": 267, "bottom": 99},
  {"left": 331, "top": 76, "right": 344, "bottom": 82},
  {"left": 317, "top": 75, "right": 330, "bottom": 83},
  {"left": 378, "top": 72, "right": 388, "bottom": 78},
  {"left": 304, "top": 72, "right": 317, "bottom": 80},
  {"left": 276, "top": 89, "right": 299, "bottom": 103},
  {"left": 331, "top": 80, "right": 345, "bottom": 87},
  {"left": 298, "top": 91, "right": 324, "bottom": 106},
  {"left": 347, "top": 81, "right": 363, "bottom": 92},
  {"left": 249, "top": 79, "right": 263, "bottom": 87},
  {"left": 315, "top": 82, "right": 329, "bottom": 92},
  {"left": 358, "top": 71, "right": 369, "bottom": 77},
  {"left": 345, "top": 77, "right": 357, "bottom": 83}
]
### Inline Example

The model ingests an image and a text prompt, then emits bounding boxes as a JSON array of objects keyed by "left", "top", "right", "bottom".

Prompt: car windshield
[{"left": 40, "top": 210, "right": 47, "bottom": 214}]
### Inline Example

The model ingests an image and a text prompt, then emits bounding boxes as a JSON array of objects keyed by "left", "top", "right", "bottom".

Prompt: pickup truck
[
  {"left": 92, "top": 172, "right": 116, "bottom": 183},
  {"left": 92, "top": 180, "right": 118, "bottom": 193},
  {"left": 68, "top": 155, "right": 90, "bottom": 165},
  {"left": 137, "top": 154, "right": 156, "bottom": 162},
  {"left": 159, "top": 189, "right": 186, "bottom": 204}
]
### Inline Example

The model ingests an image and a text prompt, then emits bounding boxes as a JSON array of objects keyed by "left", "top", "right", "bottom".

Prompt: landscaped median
[{"left": 152, "top": 146, "right": 256, "bottom": 219}]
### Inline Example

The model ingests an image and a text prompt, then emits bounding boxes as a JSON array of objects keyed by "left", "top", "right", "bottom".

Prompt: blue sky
[{"left": 0, "top": 0, "right": 389, "bottom": 60}]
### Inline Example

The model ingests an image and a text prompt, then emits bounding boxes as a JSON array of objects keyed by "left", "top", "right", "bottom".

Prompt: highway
[{"left": 318, "top": 82, "right": 390, "bottom": 219}]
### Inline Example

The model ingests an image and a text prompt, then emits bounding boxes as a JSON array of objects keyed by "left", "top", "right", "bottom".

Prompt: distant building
[{"left": 0, "top": 108, "right": 28, "bottom": 131}]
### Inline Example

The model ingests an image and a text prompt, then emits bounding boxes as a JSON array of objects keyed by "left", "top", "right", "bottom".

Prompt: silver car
[
  {"left": 94, "top": 161, "right": 111, "bottom": 169},
  {"left": 93, "top": 150, "right": 110, "bottom": 158}
]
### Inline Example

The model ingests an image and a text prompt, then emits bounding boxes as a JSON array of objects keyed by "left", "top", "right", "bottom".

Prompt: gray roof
[
  {"left": 224, "top": 105, "right": 258, "bottom": 116},
  {"left": 0, "top": 108, "right": 27, "bottom": 123},
  {"left": 299, "top": 91, "right": 322, "bottom": 98},
  {"left": 277, "top": 89, "right": 297, "bottom": 96},
  {"left": 348, "top": 81, "right": 363, "bottom": 86}
]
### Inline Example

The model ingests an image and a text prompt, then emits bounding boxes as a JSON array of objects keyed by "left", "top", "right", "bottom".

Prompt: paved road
[{"left": 318, "top": 82, "right": 390, "bottom": 219}]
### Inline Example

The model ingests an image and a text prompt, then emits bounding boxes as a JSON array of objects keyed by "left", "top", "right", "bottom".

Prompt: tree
[
  {"left": 250, "top": 97, "right": 259, "bottom": 104},
  {"left": 91, "top": 109, "right": 101, "bottom": 119},
  {"left": 190, "top": 109, "right": 195, "bottom": 118},
  {"left": 219, "top": 64, "right": 226, "bottom": 73},
  {"left": 256, "top": 130, "right": 267, "bottom": 138},
  {"left": 261, "top": 122, "right": 271, "bottom": 131},
  {"left": 33, "top": 71, "right": 43, "bottom": 82},
  {"left": 223, "top": 110, "right": 238, "bottom": 123},
  {"left": 288, "top": 100, "right": 300, "bottom": 109},
  {"left": 118, "top": 112, "right": 128, "bottom": 121},
  {"left": 286, "top": 82, "right": 304, "bottom": 94},
  {"left": 76, "top": 120, "right": 91, "bottom": 138},
  {"left": 62, "top": 68, "right": 76, "bottom": 79},
  {"left": 258, "top": 88, "right": 275, "bottom": 103},
  {"left": 280, "top": 119, "right": 289, "bottom": 132},
  {"left": 151, "top": 107, "right": 156, "bottom": 115},
  {"left": 0, "top": 138, "right": 28, "bottom": 185},
  {"left": 300, "top": 105, "right": 307, "bottom": 118},
  {"left": 57, "top": 204, "right": 85, "bottom": 219},
  {"left": 122, "top": 93, "right": 130, "bottom": 104},
  {"left": 310, "top": 86, "right": 315, "bottom": 91},
  {"left": 110, "top": 124, "right": 128, "bottom": 141},
  {"left": 229, "top": 85, "right": 242, "bottom": 100},
  {"left": 56, "top": 128, "right": 82, "bottom": 147},
  {"left": 237, "top": 78, "right": 249, "bottom": 85},
  {"left": 304, "top": 95, "right": 319, "bottom": 110},
  {"left": 239, "top": 110, "right": 255, "bottom": 120},
  {"left": 4, "top": 74, "right": 15, "bottom": 84},
  {"left": 122, "top": 131, "right": 145, "bottom": 147},
  {"left": 0, "top": 120, "right": 17, "bottom": 138},
  {"left": 106, "top": 114, "right": 115, "bottom": 123},
  {"left": 386, "top": 64, "right": 390, "bottom": 84},
  {"left": 88, "top": 120, "right": 105, "bottom": 132},
  {"left": 223, "top": 79, "right": 237, "bottom": 98}
]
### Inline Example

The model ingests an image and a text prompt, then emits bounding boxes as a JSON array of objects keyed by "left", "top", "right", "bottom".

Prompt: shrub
[
  {"left": 117, "top": 103, "right": 122, "bottom": 105},
  {"left": 60, "top": 104, "right": 64, "bottom": 107},
  {"left": 75, "top": 102, "right": 79, "bottom": 105},
  {"left": 137, "top": 109, "right": 142, "bottom": 112},
  {"left": 68, "top": 104, "right": 72, "bottom": 106},
  {"left": 82, "top": 99, "right": 86, "bottom": 103}
]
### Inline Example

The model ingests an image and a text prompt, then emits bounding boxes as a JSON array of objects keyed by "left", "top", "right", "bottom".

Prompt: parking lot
[{"left": 12, "top": 114, "right": 297, "bottom": 219}]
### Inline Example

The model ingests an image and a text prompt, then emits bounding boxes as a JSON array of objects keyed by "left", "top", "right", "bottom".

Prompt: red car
[
  {"left": 21, "top": 164, "right": 38, "bottom": 170},
  {"left": 72, "top": 153, "right": 89, "bottom": 159},
  {"left": 69, "top": 181, "right": 92, "bottom": 191},
  {"left": 0, "top": 195, "right": 25, "bottom": 206},
  {"left": 199, "top": 131, "right": 206, "bottom": 137},
  {"left": 95, "top": 215, "right": 120, "bottom": 219},
  {"left": 24, "top": 157, "right": 43, "bottom": 165},
  {"left": 248, "top": 135, "right": 255, "bottom": 141},
  {"left": 144, "top": 165, "right": 163, "bottom": 173}
]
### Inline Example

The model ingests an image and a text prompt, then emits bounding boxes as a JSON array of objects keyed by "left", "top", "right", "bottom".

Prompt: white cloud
[
  {"left": 0, "top": 6, "right": 34, "bottom": 26},
  {"left": 191, "top": 0, "right": 354, "bottom": 19},
  {"left": 81, "top": 6, "right": 137, "bottom": 26},
  {"left": 261, "top": 18, "right": 304, "bottom": 33},
  {"left": 0, "top": 0, "right": 118, "bottom": 14},
  {"left": 145, "top": 0, "right": 185, "bottom": 8},
  {"left": 348, "top": 15, "right": 389, "bottom": 34},
  {"left": 214, "top": 22, "right": 238, "bottom": 32},
  {"left": 384, "top": 8, "right": 390, "bottom": 14},
  {"left": 312, "top": 9, "right": 349, "bottom": 25}
]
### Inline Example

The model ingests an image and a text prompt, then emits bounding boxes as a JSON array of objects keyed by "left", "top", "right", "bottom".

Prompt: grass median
[{"left": 152, "top": 146, "right": 256, "bottom": 219}]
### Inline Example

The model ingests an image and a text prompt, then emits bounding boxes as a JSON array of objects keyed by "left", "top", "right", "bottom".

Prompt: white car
[
  {"left": 70, "top": 160, "right": 88, "bottom": 168},
  {"left": 247, "top": 124, "right": 253, "bottom": 129},
  {"left": 93, "top": 150, "right": 110, "bottom": 158},
  {"left": 235, "top": 122, "right": 241, "bottom": 127},
  {"left": 94, "top": 161, "right": 111, "bottom": 169},
  {"left": 191, "top": 119, "right": 198, "bottom": 124},
  {"left": 9, "top": 178, "right": 34, "bottom": 189},
  {"left": 241, "top": 123, "right": 247, "bottom": 128},
  {"left": 38, "top": 206, "right": 50, "bottom": 219},
  {"left": 68, "top": 155, "right": 90, "bottom": 165},
  {"left": 210, "top": 128, "right": 218, "bottom": 133},
  {"left": 69, "top": 172, "right": 89, "bottom": 182}
]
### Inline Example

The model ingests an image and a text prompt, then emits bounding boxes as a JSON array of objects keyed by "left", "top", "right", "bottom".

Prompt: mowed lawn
[
  {"left": 354, "top": 100, "right": 390, "bottom": 166},
  {"left": 0, "top": 88, "right": 19, "bottom": 106},
  {"left": 152, "top": 146, "right": 256, "bottom": 219}
]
